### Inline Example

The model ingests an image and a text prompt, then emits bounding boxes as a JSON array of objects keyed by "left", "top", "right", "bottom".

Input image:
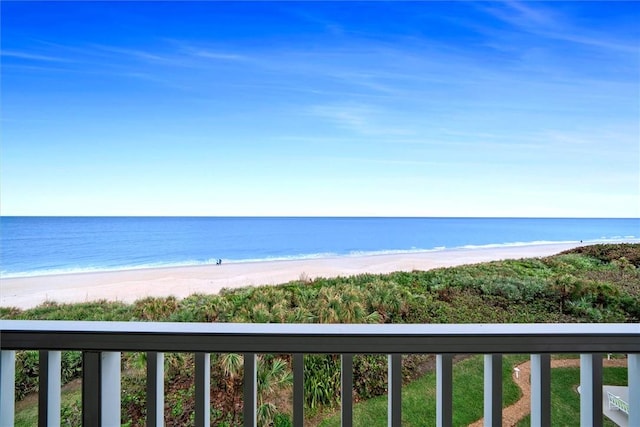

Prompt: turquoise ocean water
[{"left": 1, "top": 217, "right": 638, "bottom": 278}]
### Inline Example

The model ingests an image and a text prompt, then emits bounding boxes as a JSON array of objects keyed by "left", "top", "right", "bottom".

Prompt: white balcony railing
[
  {"left": 0, "top": 321, "right": 638, "bottom": 426},
  {"left": 607, "top": 390, "right": 629, "bottom": 414}
]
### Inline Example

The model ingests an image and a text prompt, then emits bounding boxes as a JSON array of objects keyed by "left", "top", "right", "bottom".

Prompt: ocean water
[{"left": 0, "top": 217, "right": 638, "bottom": 278}]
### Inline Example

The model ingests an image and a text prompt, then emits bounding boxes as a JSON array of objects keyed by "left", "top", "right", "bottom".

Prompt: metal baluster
[
  {"left": 38, "top": 350, "right": 61, "bottom": 427},
  {"left": 195, "top": 353, "right": 210, "bottom": 426},
  {"left": 388, "top": 354, "right": 402, "bottom": 427},
  {"left": 243, "top": 353, "right": 257, "bottom": 427},
  {"left": 580, "top": 353, "right": 603, "bottom": 427},
  {"left": 483, "top": 354, "right": 502, "bottom": 427},
  {"left": 341, "top": 354, "right": 353, "bottom": 427},
  {"left": 146, "top": 352, "right": 164, "bottom": 427},
  {"left": 293, "top": 354, "right": 304, "bottom": 427},
  {"left": 436, "top": 354, "right": 452, "bottom": 427},
  {"left": 629, "top": 354, "right": 639, "bottom": 427},
  {"left": 530, "top": 354, "right": 550, "bottom": 427}
]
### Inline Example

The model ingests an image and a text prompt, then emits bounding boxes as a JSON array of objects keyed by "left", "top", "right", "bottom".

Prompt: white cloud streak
[
  {"left": 481, "top": 1, "right": 638, "bottom": 54},
  {"left": 1, "top": 50, "right": 70, "bottom": 62}
]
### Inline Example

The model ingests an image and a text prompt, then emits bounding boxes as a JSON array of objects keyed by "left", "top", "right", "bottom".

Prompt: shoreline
[
  {"left": 0, "top": 240, "right": 635, "bottom": 310},
  {"left": 2, "top": 238, "right": 629, "bottom": 280}
]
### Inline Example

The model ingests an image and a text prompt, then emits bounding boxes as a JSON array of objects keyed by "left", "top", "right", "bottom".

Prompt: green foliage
[
  {"left": 60, "top": 394, "right": 82, "bottom": 426},
  {"left": 15, "top": 386, "right": 83, "bottom": 427},
  {"left": 1, "top": 300, "right": 132, "bottom": 321},
  {"left": 14, "top": 351, "right": 82, "bottom": 400},
  {"left": 304, "top": 355, "right": 341, "bottom": 410},
  {"left": 353, "top": 355, "right": 387, "bottom": 399},
  {"left": 478, "top": 275, "right": 550, "bottom": 302},
  {"left": 14, "top": 351, "right": 38, "bottom": 401},
  {"left": 550, "top": 253, "right": 605, "bottom": 272},
  {"left": 61, "top": 352, "right": 83, "bottom": 387},
  {"left": 133, "top": 296, "right": 179, "bottom": 321},
  {"left": 121, "top": 374, "right": 146, "bottom": 426},
  {"left": 560, "top": 243, "right": 640, "bottom": 267},
  {"left": 273, "top": 413, "right": 293, "bottom": 427},
  {"left": 0, "top": 306, "right": 22, "bottom": 318},
  {"left": 257, "top": 355, "right": 294, "bottom": 426},
  {"left": 619, "top": 294, "right": 640, "bottom": 318}
]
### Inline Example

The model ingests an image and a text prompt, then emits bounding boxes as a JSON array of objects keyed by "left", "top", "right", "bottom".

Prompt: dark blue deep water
[{"left": 1, "top": 217, "right": 638, "bottom": 277}]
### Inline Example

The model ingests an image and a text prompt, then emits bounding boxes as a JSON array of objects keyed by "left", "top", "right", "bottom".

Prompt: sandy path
[{"left": 468, "top": 358, "right": 628, "bottom": 427}]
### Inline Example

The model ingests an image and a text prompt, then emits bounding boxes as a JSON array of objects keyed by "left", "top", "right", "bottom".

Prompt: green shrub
[
  {"left": 15, "top": 351, "right": 82, "bottom": 400},
  {"left": 15, "top": 351, "right": 38, "bottom": 400},
  {"left": 273, "top": 413, "right": 293, "bottom": 427},
  {"left": 353, "top": 355, "right": 388, "bottom": 399},
  {"left": 6, "top": 300, "right": 132, "bottom": 321},
  {"left": 133, "top": 296, "right": 179, "bottom": 321},
  {"left": 561, "top": 243, "right": 640, "bottom": 267},
  {"left": 60, "top": 395, "right": 82, "bottom": 426},
  {"left": 304, "top": 355, "right": 341, "bottom": 410}
]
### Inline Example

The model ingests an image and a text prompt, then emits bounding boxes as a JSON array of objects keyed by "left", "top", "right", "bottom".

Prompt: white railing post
[
  {"left": 530, "top": 354, "right": 550, "bottom": 427},
  {"left": 629, "top": 354, "right": 639, "bottom": 427},
  {"left": 341, "top": 354, "right": 353, "bottom": 427},
  {"left": 0, "top": 350, "right": 15, "bottom": 427},
  {"left": 101, "top": 352, "right": 121, "bottom": 426},
  {"left": 82, "top": 351, "right": 121, "bottom": 426},
  {"left": 580, "top": 353, "right": 603, "bottom": 427},
  {"left": 484, "top": 354, "right": 502, "bottom": 427},
  {"left": 146, "top": 352, "right": 164, "bottom": 427},
  {"left": 436, "top": 354, "right": 453, "bottom": 427},
  {"left": 293, "top": 353, "right": 304, "bottom": 427},
  {"left": 195, "top": 352, "right": 210, "bottom": 426},
  {"left": 388, "top": 354, "right": 402, "bottom": 427},
  {"left": 243, "top": 353, "right": 257, "bottom": 427},
  {"left": 39, "top": 350, "right": 61, "bottom": 427}
]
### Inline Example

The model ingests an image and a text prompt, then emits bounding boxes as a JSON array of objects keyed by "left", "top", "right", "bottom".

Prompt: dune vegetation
[{"left": 2, "top": 243, "right": 638, "bottom": 426}]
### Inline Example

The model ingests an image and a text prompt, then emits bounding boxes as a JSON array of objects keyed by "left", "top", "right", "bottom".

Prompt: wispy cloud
[
  {"left": 282, "top": 5, "right": 347, "bottom": 37},
  {"left": 89, "top": 44, "right": 175, "bottom": 63},
  {"left": 539, "top": 127, "right": 640, "bottom": 154},
  {"left": 167, "top": 40, "right": 250, "bottom": 62},
  {"left": 1, "top": 50, "right": 70, "bottom": 63},
  {"left": 500, "top": 0, "right": 558, "bottom": 27},
  {"left": 309, "top": 103, "right": 414, "bottom": 137},
  {"left": 189, "top": 49, "right": 247, "bottom": 61},
  {"left": 481, "top": 1, "right": 638, "bottom": 54}
]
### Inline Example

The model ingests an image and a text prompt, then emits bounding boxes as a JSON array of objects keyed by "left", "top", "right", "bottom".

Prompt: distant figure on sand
[{"left": 216, "top": 259, "right": 222, "bottom": 265}]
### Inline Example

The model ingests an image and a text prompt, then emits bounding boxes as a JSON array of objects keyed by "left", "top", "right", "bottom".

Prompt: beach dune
[{"left": 0, "top": 242, "right": 619, "bottom": 310}]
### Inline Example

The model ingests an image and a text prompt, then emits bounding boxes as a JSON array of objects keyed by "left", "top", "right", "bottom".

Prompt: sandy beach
[{"left": 0, "top": 241, "right": 630, "bottom": 309}]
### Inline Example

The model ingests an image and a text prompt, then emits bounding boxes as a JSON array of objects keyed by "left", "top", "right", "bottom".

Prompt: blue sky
[{"left": 1, "top": 1, "right": 638, "bottom": 217}]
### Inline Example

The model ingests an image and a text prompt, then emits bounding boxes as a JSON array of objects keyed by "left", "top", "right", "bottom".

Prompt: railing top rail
[
  {"left": 2, "top": 320, "right": 639, "bottom": 335},
  {"left": 1, "top": 321, "right": 638, "bottom": 354}
]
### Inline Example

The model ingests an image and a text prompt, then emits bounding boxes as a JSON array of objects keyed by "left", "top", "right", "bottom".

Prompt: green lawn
[
  {"left": 515, "top": 366, "right": 628, "bottom": 427},
  {"left": 319, "top": 357, "right": 629, "bottom": 427},
  {"left": 318, "top": 354, "right": 526, "bottom": 427},
  {"left": 15, "top": 387, "right": 81, "bottom": 427}
]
